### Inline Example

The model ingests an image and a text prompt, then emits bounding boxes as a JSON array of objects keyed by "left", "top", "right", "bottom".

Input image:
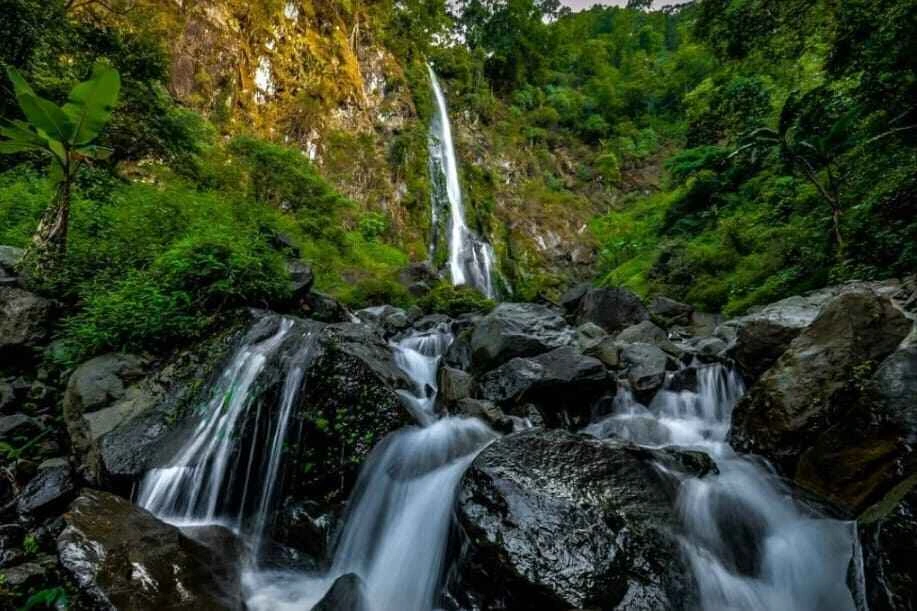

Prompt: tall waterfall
[
  {"left": 243, "top": 325, "right": 496, "bottom": 611},
  {"left": 587, "top": 365, "right": 863, "bottom": 611},
  {"left": 427, "top": 65, "right": 497, "bottom": 299}
]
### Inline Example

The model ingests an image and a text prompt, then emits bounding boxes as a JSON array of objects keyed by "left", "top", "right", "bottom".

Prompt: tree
[{"left": 1, "top": 62, "right": 120, "bottom": 283}]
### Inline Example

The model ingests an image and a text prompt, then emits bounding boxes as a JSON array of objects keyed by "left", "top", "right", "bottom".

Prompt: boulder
[
  {"left": 730, "top": 290, "right": 911, "bottom": 475},
  {"left": 270, "top": 498, "right": 337, "bottom": 564},
  {"left": 620, "top": 343, "right": 669, "bottom": 404},
  {"left": 559, "top": 282, "right": 591, "bottom": 314},
  {"left": 0, "top": 413, "right": 41, "bottom": 440},
  {"left": 2, "top": 554, "right": 57, "bottom": 591},
  {"left": 0, "top": 287, "right": 53, "bottom": 362},
  {"left": 438, "top": 367, "right": 473, "bottom": 407},
  {"left": 453, "top": 429, "right": 713, "bottom": 610},
  {"left": 859, "top": 481, "right": 917, "bottom": 611},
  {"left": 648, "top": 296, "right": 693, "bottom": 327},
  {"left": 795, "top": 346, "right": 917, "bottom": 513},
  {"left": 477, "top": 346, "right": 609, "bottom": 427},
  {"left": 354, "top": 305, "right": 409, "bottom": 337},
  {"left": 16, "top": 461, "right": 76, "bottom": 518},
  {"left": 574, "top": 287, "right": 650, "bottom": 334},
  {"left": 575, "top": 321, "right": 607, "bottom": 349},
  {"left": 312, "top": 573, "right": 369, "bottom": 611},
  {"left": 470, "top": 303, "right": 574, "bottom": 370},
  {"left": 0, "top": 381, "right": 15, "bottom": 413},
  {"left": 455, "top": 398, "right": 514, "bottom": 433},
  {"left": 0, "top": 245, "right": 23, "bottom": 274},
  {"left": 58, "top": 490, "right": 243, "bottom": 610},
  {"left": 287, "top": 260, "right": 315, "bottom": 300},
  {"left": 680, "top": 336, "right": 727, "bottom": 363},
  {"left": 584, "top": 336, "right": 621, "bottom": 369},
  {"left": 302, "top": 291, "right": 349, "bottom": 323},
  {"left": 617, "top": 320, "right": 681, "bottom": 357}
]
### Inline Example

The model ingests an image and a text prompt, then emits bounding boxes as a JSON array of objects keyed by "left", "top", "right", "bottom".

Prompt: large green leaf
[
  {"left": 0, "top": 119, "right": 48, "bottom": 148},
  {"left": 17, "top": 93, "right": 73, "bottom": 144},
  {"left": 63, "top": 62, "right": 121, "bottom": 146},
  {"left": 0, "top": 140, "right": 42, "bottom": 154},
  {"left": 75, "top": 144, "right": 113, "bottom": 160},
  {"left": 6, "top": 67, "right": 73, "bottom": 143}
]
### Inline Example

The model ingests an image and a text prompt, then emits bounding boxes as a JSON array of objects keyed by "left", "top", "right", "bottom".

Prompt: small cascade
[
  {"left": 137, "top": 317, "right": 319, "bottom": 542},
  {"left": 587, "top": 365, "right": 861, "bottom": 610},
  {"left": 427, "top": 65, "right": 497, "bottom": 299},
  {"left": 245, "top": 326, "right": 497, "bottom": 611}
]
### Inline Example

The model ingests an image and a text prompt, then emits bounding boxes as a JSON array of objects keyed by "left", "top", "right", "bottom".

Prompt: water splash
[
  {"left": 587, "top": 365, "right": 860, "bottom": 611},
  {"left": 427, "top": 65, "right": 497, "bottom": 299}
]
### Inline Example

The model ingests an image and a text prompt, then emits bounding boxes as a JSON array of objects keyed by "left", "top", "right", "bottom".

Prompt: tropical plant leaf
[
  {"left": 0, "top": 119, "right": 47, "bottom": 147},
  {"left": 17, "top": 93, "right": 73, "bottom": 143},
  {"left": 75, "top": 144, "right": 113, "bottom": 160},
  {"left": 0, "top": 140, "right": 42, "bottom": 154},
  {"left": 5, "top": 66, "right": 36, "bottom": 99},
  {"left": 63, "top": 62, "right": 121, "bottom": 145}
]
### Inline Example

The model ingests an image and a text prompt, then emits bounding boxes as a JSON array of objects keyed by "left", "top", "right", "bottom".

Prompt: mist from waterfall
[
  {"left": 587, "top": 365, "right": 863, "bottom": 611},
  {"left": 427, "top": 65, "right": 497, "bottom": 299}
]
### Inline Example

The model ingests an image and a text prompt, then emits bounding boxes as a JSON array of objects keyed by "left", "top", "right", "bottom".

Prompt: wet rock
[
  {"left": 58, "top": 490, "right": 242, "bottom": 610},
  {"left": 860, "top": 482, "right": 917, "bottom": 611},
  {"left": 0, "top": 245, "right": 23, "bottom": 274},
  {"left": 2, "top": 553, "right": 57, "bottom": 591},
  {"left": 312, "top": 573, "right": 369, "bottom": 611},
  {"left": 287, "top": 260, "right": 316, "bottom": 301},
  {"left": 0, "top": 380, "right": 15, "bottom": 413},
  {"left": 559, "top": 282, "right": 591, "bottom": 314},
  {"left": 443, "top": 330, "right": 473, "bottom": 370},
  {"left": 0, "top": 413, "right": 41, "bottom": 440},
  {"left": 477, "top": 346, "right": 609, "bottom": 427},
  {"left": 438, "top": 367, "right": 473, "bottom": 407},
  {"left": 0, "top": 287, "right": 53, "bottom": 363},
  {"left": 455, "top": 399, "right": 513, "bottom": 433},
  {"left": 795, "top": 346, "right": 917, "bottom": 513},
  {"left": 617, "top": 320, "right": 681, "bottom": 357},
  {"left": 575, "top": 321, "right": 607, "bottom": 348},
  {"left": 648, "top": 295, "right": 693, "bottom": 327},
  {"left": 355, "top": 305, "right": 409, "bottom": 337},
  {"left": 454, "top": 429, "right": 711, "bottom": 610},
  {"left": 271, "top": 498, "right": 337, "bottom": 564},
  {"left": 731, "top": 290, "right": 911, "bottom": 475},
  {"left": 16, "top": 461, "right": 75, "bottom": 518},
  {"left": 471, "top": 303, "right": 574, "bottom": 370},
  {"left": 681, "top": 336, "right": 727, "bottom": 363},
  {"left": 620, "top": 343, "right": 669, "bottom": 404},
  {"left": 302, "top": 291, "right": 349, "bottom": 323},
  {"left": 584, "top": 336, "right": 621, "bottom": 369},
  {"left": 574, "top": 287, "right": 650, "bottom": 334}
]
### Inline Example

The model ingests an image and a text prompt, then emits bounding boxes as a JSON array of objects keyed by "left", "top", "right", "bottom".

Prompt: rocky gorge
[{"left": 2, "top": 231, "right": 915, "bottom": 609}]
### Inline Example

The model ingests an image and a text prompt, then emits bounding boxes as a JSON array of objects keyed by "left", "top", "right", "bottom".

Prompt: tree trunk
[{"left": 20, "top": 179, "right": 71, "bottom": 286}]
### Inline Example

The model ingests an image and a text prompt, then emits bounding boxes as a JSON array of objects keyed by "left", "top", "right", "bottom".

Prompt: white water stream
[
  {"left": 428, "top": 65, "right": 497, "bottom": 299},
  {"left": 587, "top": 365, "right": 863, "bottom": 611}
]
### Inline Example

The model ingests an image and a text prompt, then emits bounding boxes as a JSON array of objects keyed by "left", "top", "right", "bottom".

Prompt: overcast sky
[{"left": 561, "top": 0, "right": 691, "bottom": 9}]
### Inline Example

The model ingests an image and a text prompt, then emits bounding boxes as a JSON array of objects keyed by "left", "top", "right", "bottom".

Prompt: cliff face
[{"left": 84, "top": 0, "right": 611, "bottom": 296}]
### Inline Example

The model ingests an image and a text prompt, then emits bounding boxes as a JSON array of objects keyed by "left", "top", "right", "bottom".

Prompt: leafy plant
[{"left": 1, "top": 62, "right": 120, "bottom": 284}]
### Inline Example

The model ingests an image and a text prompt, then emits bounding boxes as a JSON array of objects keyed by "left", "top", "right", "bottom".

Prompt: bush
[{"left": 419, "top": 284, "right": 495, "bottom": 317}]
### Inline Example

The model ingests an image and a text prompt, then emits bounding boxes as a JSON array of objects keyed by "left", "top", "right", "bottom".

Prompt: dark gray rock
[
  {"left": 559, "top": 282, "right": 592, "bottom": 314},
  {"left": 438, "top": 367, "right": 473, "bottom": 407},
  {"left": 620, "top": 343, "right": 669, "bottom": 404},
  {"left": 731, "top": 290, "right": 911, "bottom": 476},
  {"left": 0, "top": 245, "right": 23, "bottom": 274},
  {"left": 471, "top": 303, "right": 574, "bottom": 370},
  {"left": 287, "top": 260, "right": 315, "bottom": 300},
  {"left": 648, "top": 296, "right": 693, "bottom": 326},
  {"left": 16, "top": 462, "right": 76, "bottom": 517},
  {"left": 0, "top": 287, "right": 53, "bottom": 362},
  {"left": 0, "top": 413, "right": 41, "bottom": 440},
  {"left": 584, "top": 336, "right": 621, "bottom": 369},
  {"left": 2, "top": 554, "right": 57, "bottom": 591},
  {"left": 58, "top": 490, "right": 242, "bottom": 610},
  {"left": 0, "top": 381, "right": 15, "bottom": 413},
  {"left": 302, "top": 291, "right": 349, "bottom": 323},
  {"left": 455, "top": 398, "right": 514, "bottom": 433},
  {"left": 681, "top": 336, "right": 728, "bottom": 363},
  {"left": 795, "top": 346, "right": 917, "bottom": 513},
  {"left": 477, "top": 346, "right": 609, "bottom": 427},
  {"left": 617, "top": 320, "right": 681, "bottom": 357},
  {"left": 574, "top": 287, "right": 649, "bottom": 334},
  {"left": 454, "top": 429, "right": 713, "bottom": 610},
  {"left": 271, "top": 498, "right": 337, "bottom": 564},
  {"left": 860, "top": 482, "right": 917, "bottom": 611},
  {"left": 312, "top": 573, "right": 369, "bottom": 611}
]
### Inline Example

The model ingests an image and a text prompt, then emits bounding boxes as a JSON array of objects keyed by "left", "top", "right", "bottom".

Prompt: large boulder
[
  {"left": 477, "top": 346, "right": 609, "bottom": 427},
  {"left": 795, "top": 346, "right": 917, "bottom": 513},
  {"left": 617, "top": 320, "right": 681, "bottom": 357},
  {"left": 0, "top": 287, "right": 53, "bottom": 363},
  {"left": 730, "top": 290, "right": 911, "bottom": 474},
  {"left": 57, "top": 490, "right": 242, "bottom": 610},
  {"left": 648, "top": 295, "right": 693, "bottom": 327},
  {"left": 574, "top": 287, "right": 649, "bottom": 334},
  {"left": 453, "top": 429, "right": 714, "bottom": 610},
  {"left": 16, "top": 460, "right": 76, "bottom": 518},
  {"left": 470, "top": 303, "right": 574, "bottom": 370}
]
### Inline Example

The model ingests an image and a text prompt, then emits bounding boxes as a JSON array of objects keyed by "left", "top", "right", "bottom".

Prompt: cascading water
[
  {"left": 245, "top": 324, "right": 496, "bottom": 611},
  {"left": 586, "top": 365, "right": 863, "bottom": 611},
  {"left": 137, "top": 317, "right": 319, "bottom": 548},
  {"left": 427, "top": 65, "right": 497, "bottom": 299}
]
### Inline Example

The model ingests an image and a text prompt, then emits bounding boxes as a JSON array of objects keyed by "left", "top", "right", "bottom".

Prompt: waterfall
[
  {"left": 137, "top": 317, "right": 318, "bottom": 546},
  {"left": 244, "top": 325, "right": 497, "bottom": 611},
  {"left": 587, "top": 365, "right": 862, "bottom": 610},
  {"left": 427, "top": 65, "right": 497, "bottom": 299}
]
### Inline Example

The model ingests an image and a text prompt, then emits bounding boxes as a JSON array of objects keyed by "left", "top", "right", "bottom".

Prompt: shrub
[{"left": 419, "top": 284, "right": 495, "bottom": 317}]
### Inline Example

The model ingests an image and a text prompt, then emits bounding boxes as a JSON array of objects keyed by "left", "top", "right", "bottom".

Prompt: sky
[{"left": 561, "top": 0, "right": 691, "bottom": 9}]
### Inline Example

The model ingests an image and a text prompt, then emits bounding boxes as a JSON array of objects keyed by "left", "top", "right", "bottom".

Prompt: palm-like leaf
[{"left": 63, "top": 62, "right": 121, "bottom": 145}]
